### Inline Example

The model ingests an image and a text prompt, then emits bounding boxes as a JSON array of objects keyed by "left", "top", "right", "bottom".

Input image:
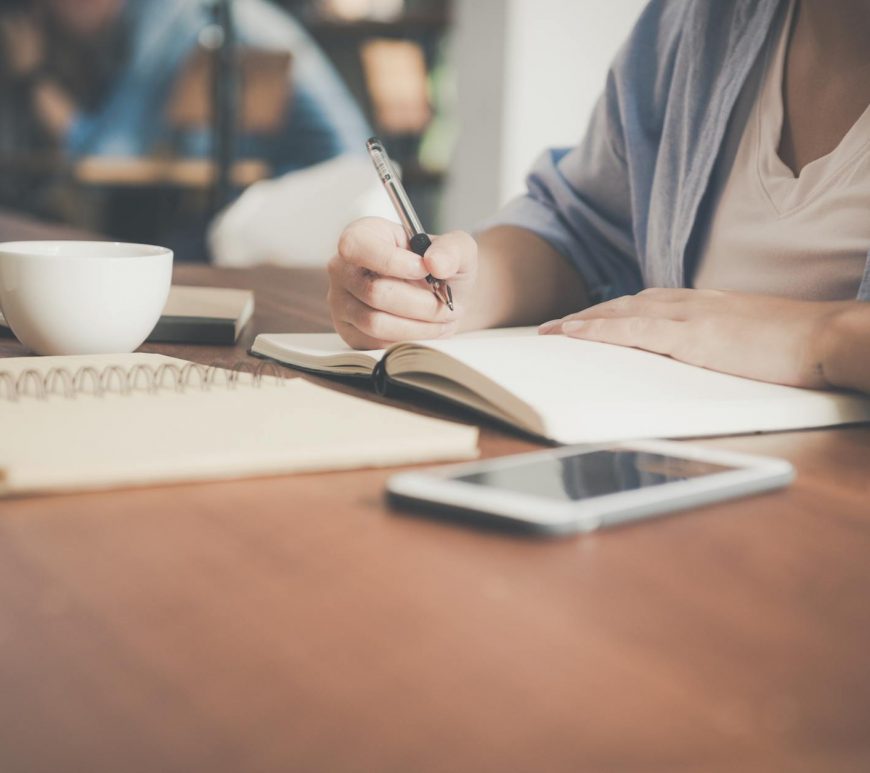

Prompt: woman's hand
[
  {"left": 539, "top": 288, "right": 859, "bottom": 389},
  {"left": 328, "top": 217, "right": 478, "bottom": 349}
]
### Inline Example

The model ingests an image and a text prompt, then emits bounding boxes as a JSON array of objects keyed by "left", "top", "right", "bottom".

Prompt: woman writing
[{"left": 327, "top": 0, "right": 870, "bottom": 394}]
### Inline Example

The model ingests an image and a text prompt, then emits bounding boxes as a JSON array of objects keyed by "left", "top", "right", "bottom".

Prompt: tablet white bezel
[{"left": 387, "top": 439, "right": 795, "bottom": 534}]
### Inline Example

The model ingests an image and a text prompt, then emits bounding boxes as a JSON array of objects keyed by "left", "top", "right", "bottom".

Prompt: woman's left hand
[{"left": 538, "top": 288, "right": 852, "bottom": 389}]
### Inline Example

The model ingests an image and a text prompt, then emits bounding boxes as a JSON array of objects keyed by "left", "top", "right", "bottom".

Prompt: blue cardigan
[{"left": 487, "top": 0, "right": 870, "bottom": 303}]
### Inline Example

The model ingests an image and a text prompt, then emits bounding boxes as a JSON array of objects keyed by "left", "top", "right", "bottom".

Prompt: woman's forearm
[
  {"left": 461, "top": 226, "right": 590, "bottom": 331},
  {"left": 819, "top": 302, "right": 870, "bottom": 394}
]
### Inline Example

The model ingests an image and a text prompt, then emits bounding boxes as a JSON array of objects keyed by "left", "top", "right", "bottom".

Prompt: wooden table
[
  {"left": 0, "top": 265, "right": 868, "bottom": 772},
  {"left": 0, "top": 209, "right": 102, "bottom": 242}
]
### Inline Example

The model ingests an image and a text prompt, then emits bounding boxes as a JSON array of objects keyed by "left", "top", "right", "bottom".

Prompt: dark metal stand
[{"left": 210, "top": 0, "right": 238, "bottom": 215}]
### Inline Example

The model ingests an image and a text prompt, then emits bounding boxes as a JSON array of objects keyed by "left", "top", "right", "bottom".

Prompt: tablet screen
[{"left": 453, "top": 450, "right": 734, "bottom": 502}]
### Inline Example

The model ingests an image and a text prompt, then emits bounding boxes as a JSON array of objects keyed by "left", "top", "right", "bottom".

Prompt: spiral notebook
[{"left": 0, "top": 353, "right": 478, "bottom": 497}]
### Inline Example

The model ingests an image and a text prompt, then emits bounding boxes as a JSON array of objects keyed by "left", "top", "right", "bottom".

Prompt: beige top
[{"left": 693, "top": 1, "right": 870, "bottom": 300}]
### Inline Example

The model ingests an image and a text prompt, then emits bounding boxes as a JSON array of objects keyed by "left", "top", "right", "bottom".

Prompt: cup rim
[{"left": 0, "top": 240, "right": 173, "bottom": 259}]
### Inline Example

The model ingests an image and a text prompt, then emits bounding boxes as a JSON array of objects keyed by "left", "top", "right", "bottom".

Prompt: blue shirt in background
[
  {"left": 486, "top": 0, "right": 870, "bottom": 303},
  {"left": 66, "top": 0, "right": 370, "bottom": 175}
]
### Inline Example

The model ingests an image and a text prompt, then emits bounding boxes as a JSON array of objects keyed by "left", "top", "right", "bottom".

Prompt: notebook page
[
  {"left": 251, "top": 327, "right": 537, "bottom": 376},
  {"left": 251, "top": 333, "right": 384, "bottom": 375},
  {"left": 162, "top": 286, "right": 253, "bottom": 321},
  {"left": 392, "top": 335, "right": 870, "bottom": 443}
]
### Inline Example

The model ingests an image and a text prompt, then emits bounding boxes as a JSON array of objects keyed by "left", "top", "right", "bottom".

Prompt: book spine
[{"left": 372, "top": 357, "right": 390, "bottom": 396}]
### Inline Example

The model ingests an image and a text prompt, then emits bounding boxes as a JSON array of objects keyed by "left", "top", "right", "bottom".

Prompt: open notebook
[
  {"left": 0, "top": 353, "right": 478, "bottom": 497},
  {"left": 251, "top": 328, "right": 870, "bottom": 444}
]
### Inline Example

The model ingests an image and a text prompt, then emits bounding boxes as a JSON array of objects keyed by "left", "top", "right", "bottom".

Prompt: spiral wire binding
[{"left": 0, "top": 360, "right": 286, "bottom": 402}]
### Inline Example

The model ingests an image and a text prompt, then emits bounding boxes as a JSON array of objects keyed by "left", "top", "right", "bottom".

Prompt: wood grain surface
[{"left": 0, "top": 263, "right": 868, "bottom": 773}]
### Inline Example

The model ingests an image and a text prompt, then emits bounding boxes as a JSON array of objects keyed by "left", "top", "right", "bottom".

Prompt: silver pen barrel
[
  {"left": 366, "top": 138, "right": 424, "bottom": 237},
  {"left": 383, "top": 178, "right": 425, "bottom": 238}
]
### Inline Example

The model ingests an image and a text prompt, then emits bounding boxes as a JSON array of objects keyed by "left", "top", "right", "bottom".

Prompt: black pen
[{"left": 365, "top": 136, "right": 454, "bottom": 311}]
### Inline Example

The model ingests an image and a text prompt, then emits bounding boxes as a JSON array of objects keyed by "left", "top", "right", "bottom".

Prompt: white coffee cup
[{"left": 0, "top": 241, "right": 173, "bottom": 356}]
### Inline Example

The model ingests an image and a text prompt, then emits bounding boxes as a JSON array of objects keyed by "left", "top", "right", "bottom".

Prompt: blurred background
[{"left": 0, "top": 0, "right": 645, "bottom": 265}]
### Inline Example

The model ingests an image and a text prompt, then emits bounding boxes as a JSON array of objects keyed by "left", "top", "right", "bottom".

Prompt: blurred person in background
[
  {"left": 0, "top": 0, "right": 62, "bottom": 214},
  {"left": 0, "top": 0, "right": 369, "bottom": 190}
]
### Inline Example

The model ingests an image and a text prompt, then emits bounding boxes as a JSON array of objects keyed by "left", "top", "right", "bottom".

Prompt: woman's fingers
[
  {"left": 339, "top": 261, "right": 454, "bottom": 323},
  {"left": 538, "top": 289, "right": 720, "bottom": 334},
  {"left": 635, "top": 287, "right": 723, "bottom": 301},
  {"left": 331, "top": 287, "right": 457, "bottom": 349},
  {"left": 538, "top": 294, "right": 691, "bottom": 335},
  {"left": 337, "top": 218, "right": 429, "bottom": 281},
  {"left": 423, "top": 230, "right": 478, "bottom": 280},
  {"left": 562, "top": 316, "right": 685, "bottom": 357}
]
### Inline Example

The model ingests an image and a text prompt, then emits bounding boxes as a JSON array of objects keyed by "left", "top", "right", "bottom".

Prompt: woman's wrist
[{"left": 814, "top": 303, "right": 870, "bottom": 393}]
